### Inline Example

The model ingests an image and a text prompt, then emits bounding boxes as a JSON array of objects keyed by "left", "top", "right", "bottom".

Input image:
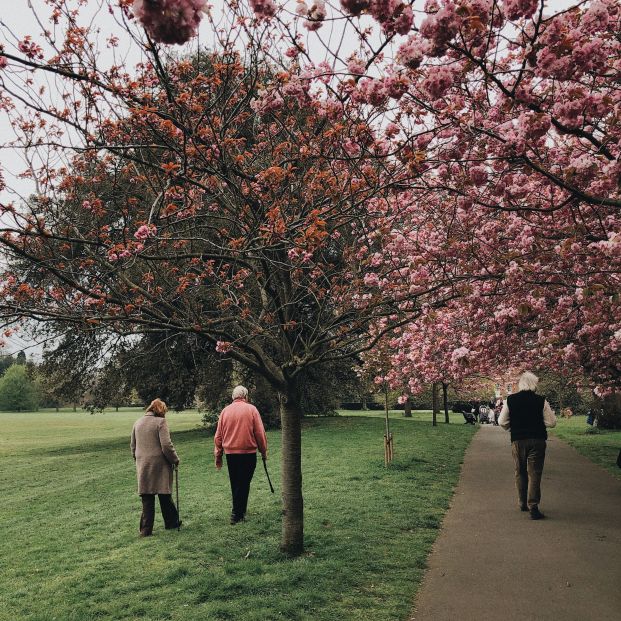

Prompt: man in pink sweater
[{"left": 214, "top": 385, "right": 268, "bottom": 524}]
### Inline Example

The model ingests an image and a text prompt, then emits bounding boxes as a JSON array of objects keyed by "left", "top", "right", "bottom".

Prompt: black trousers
[
  {"left": 226, "top": 453, "right": 257, "bottom": 520},
  {"left": 139, "top": 494, "right": 179, "bottom": 535}
]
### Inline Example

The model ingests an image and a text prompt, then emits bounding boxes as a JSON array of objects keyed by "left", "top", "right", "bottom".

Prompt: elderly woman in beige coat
[{"left": 130, "top": 398, "right": 181, "bottom": 536}]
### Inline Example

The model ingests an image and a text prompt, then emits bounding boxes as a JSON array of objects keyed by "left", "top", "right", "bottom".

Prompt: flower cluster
[
  {"left": 397, "top": 35, "right": 428, "bottom": 69},
  {"left": 17, "top": 37, "right": 44, "bottom": 60},
  {"left": 249, "top": 0, "right": 277, "bottom": 20},
  {"left": 420, "top": 64, "right": 455, "bottom": 100},
  {"left": 134, "top": 224, "right": 157, "bottom": 240},
  {"left": 296, "top": 0, "right": 327, "bottom": 31},
  {"left": 250, "top": 88, "right": 284, "bottom": 114},
  {"left": 131, "top": 0, "right": 208, "bottom": 45},
  {"left": 419, "top": 3, "right": 460, "bottom": 56},
  {"left": 215, "top": 341, "right": 233, "bottom": 354},
  {"left": 503, "top": 0, "right": 539, "bottom": 21}
]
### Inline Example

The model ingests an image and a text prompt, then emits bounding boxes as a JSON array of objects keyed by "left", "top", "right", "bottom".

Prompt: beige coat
[{"left": 130, "top": 412, "right": 179, "bottom": 495}]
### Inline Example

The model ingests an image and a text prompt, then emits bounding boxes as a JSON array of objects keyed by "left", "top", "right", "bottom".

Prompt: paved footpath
[{"left": 411, "top": 425, "right": 621, "bottom": 621}]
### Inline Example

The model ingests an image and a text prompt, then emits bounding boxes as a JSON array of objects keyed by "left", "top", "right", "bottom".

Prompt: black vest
[{"left": 506, "top": 390, "right": 547, "bottom": 442}]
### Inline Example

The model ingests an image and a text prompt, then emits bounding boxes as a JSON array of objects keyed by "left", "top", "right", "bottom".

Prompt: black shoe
[
  {"left": 520, "top": 504, "right": 528, "bottom": 512},
  {"left": 165, "top": 520, "right": 182, "bottom": 530},
  {"left": 530, "top": 507, "right": 545, "bottom": 520},
  {"left": 230, "top": 514, "right": 242, "bottom": 525}
]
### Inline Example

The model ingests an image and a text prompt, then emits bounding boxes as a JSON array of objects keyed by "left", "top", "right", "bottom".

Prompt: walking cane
[
  {"left": 175, "top": 464, "right": 181, "bottom": 531},
  {"left": 262, "top": 456, "right": 275, "bottom": 493}
]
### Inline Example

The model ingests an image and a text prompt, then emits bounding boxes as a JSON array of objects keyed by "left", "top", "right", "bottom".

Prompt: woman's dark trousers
[
  {"left": 226, "top": 453, "right": 257, "bottom": 522},
  {"left": 139, "top": 494, "right": 179, "bottom": 535}
]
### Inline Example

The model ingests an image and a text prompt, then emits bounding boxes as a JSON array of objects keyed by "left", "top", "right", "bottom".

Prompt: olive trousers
[{"left": 511, "top": 438, "right": 546, "bottom": 510}]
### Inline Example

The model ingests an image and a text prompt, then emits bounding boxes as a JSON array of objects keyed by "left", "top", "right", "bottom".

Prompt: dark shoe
[
  {"left": 230, "top": 514, "right": 241, "bottom": 525},
  {"left": 140, "top": 531, "right": 152, "bottom": 537},
  {"left": 520, "top": 504, "right": 528, "bottom": 512},
  {"left": 165, "top": 520, "right": 182, "bottom": 530},
  {"left": 530, "top": 507, "right": 545, "bottom": 520}
]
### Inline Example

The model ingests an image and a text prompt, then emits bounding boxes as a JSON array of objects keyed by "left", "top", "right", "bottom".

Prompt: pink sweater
[{"left": 214, "top": 398, "right": 268, "bottom": 458}]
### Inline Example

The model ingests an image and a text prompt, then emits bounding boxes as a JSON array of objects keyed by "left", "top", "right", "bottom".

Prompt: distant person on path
[
  {"left": 130, "top": 398, "right": 181, "bottom": 536},
  {"left": 498, "top": 372, "right": 557, "bottom": 520},
  {"left": 215, "top": 385, "right": 268, "bottom": 524}
]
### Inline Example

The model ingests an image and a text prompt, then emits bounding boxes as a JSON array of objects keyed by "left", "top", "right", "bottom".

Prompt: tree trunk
[
  {"left": 279, "top": 392, "right": 304, "bottom": 556},
  {"left": 404, "top": 397, "right": 412, "bottom": 418},
  {"left": 432, "top": 382, "right": 438, "bottom": 426},
  {"left": 442, "top": 382, "right": 450, "bottom": 424},
  {"left": 361, "top": 395, "right": 368, "bottom": 411}
]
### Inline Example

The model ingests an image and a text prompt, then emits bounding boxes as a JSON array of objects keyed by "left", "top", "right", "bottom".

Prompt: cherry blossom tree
[
  {"left": 239, "top": 0, "right": 620, "bottom": 390},
  {"left": 0, "top": 2, "right": 459, "bottom": 554}
]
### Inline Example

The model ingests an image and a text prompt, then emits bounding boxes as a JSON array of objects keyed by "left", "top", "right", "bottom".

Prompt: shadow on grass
[{"left": 25, "top": 428, "right": 209, "bottom": 458}]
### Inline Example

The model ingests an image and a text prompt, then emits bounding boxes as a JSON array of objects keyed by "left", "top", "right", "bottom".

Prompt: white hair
[
  {"left": 232, "top": 385, "right": 248, "bottom": 400},
  {"left": 518, "top": 371, "right": 539, "bottom": 392}
]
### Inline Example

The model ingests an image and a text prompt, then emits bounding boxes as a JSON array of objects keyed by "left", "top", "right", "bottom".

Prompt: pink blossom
[
  {"left": 134, "top": 224, "right": 157, "bottom": 240},
  {"left": 551, "top": 100, "right": 584, "bottom": 129},
  {"left": 582, "top": 1, "right": 610, "bottom": 33},
  {"left": 419, "top": 5, "right": 460, "bottom": 56},
  {"left": 347, "top": 55, "right": 367, "bottom": 76},
  {"left": 343, "top": 139, "right": 361, "bottom": 157},
  {"left": 503, "top": 0, "right": 539, "bottom": 21},
  {"left": 248, "top": 0, "right": 277, "bottom": 20},
  {"left": 356, "top": 78, "right": 389, "bottom": 106},
  {"left": 536, "top": 48, "right": 573, "bottom": 79},
  {"left": 421, "top": 65, "right": 455, "bottom": 99},
  {"left": 304, "top": 0, "right": 327, "bottom": 31},
  {"left": 393, "top": 5, "right": 414, "bottom": 35},
  {"left": 517, "top": 112, "right": 551, "bottom": 141},
  {"left": 469, "top": 166, "right": 488, "bottom": 185},
  {"left": 131, "top": 0, "right": 209, "bottom": 45},
  {"left": 215, "top": 341, "right": 233, "bottom": 354},
  {"left": 367, "top": 0, "right": 414, "bottom": 35},
  {"left": 17, "top": 37, "right": 44, "bottom": 60},
  {"left": 397, "top": 35, "right": 428, "bottom": 70},
  {"left": 250, "top": 89, "right": 284, "bottom": 114},
  {"left": 384, "top": 74, "right": 409, "bottom": 99},
  {"left": 364, "top": 272, "right": 380, "bottom": 287},
  {"left": 282, "top": 77, "right": 308, "bottom": 104},
  {"left": 385, "top": 122, "right": 400, "bottom": 138}
]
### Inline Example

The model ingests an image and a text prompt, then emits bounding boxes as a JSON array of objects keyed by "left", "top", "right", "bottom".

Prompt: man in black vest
[{"left": 498, "top": 371, "right": 557, "bottom": 520}]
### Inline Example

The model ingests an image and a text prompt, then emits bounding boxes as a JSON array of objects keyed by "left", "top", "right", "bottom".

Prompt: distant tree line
[
  {"left": 3, "top": 338, "right": 615, "bottom": 429},
  {"left": 0, "top": 330, "right": 364, "bottom": 424}
]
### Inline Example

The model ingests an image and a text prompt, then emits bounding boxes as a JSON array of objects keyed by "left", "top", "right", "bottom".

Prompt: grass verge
[
  {"left": 0, "top": 409, "right": 474, "bottom": 621},
  {"left": 551, "top": 416, "right": 621, "bottom": 480}
]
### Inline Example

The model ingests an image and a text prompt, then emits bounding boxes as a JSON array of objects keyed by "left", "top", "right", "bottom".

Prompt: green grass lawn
[
  {"left": 550, "top": 416, "right": 621, "bottom": 479},
  {"left": 0, "top": 408, "right": 475, "bottom": 621}
]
